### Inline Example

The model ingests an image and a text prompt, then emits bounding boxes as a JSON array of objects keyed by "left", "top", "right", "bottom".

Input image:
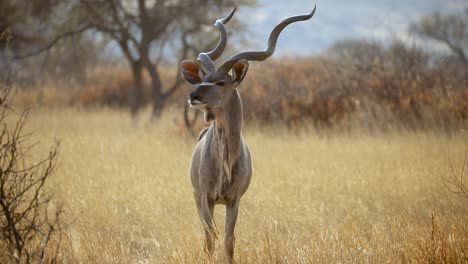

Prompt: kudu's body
[
  {"left": 180, "top": 4, "right": 316, "bottom": 263},
  {"left": 190, "top": 88, "right": 252, "bottom": 260}
]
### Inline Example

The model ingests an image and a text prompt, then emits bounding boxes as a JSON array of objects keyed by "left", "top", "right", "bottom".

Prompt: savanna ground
[{"left": 19, "top": 107, "right": 468, "bottom": 263}]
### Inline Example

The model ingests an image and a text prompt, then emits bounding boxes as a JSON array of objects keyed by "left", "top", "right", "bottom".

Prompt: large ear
[
  {"left": 180, "top": 61, "right": 204, "bottom": 85},
  {"left": 231, "top": 59, "right": 249, "bottom": 85}
]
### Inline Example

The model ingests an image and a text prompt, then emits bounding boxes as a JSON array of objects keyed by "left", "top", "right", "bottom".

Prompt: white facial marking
[
  {"left": 198, "top": 82, "right": 215, "bottom": 87},
  {"left": 188, "top": 99, "right": 206, "bottom": 110}
]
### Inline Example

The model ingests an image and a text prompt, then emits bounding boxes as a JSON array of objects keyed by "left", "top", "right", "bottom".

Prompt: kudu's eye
[{"left": 217, "top": 81, "right": 226, "bottom": 87}]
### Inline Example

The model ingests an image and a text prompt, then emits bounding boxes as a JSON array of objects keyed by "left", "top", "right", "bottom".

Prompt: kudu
[{"left": 180, "top": 4, "right": 316, "bottom": 263}]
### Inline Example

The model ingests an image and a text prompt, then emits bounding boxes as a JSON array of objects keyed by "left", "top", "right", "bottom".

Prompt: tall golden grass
[{"left": 13, "top": 108, "right": 467, "bottom": 263}]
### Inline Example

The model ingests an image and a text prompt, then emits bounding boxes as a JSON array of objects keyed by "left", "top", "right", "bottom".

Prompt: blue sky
[{"left": 238, "top": 0, "right": 466, "bottom": 56}]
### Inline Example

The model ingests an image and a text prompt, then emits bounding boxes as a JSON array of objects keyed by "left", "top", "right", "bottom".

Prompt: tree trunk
[
  {"left": 152, "top": 81, "right": 164, "bottom": 119},
  {"left": 130, "top": 61, "right": 144, "bottom": 117},
  {"left": 145, "top": 62, "right": 165, "bottom": 119}
]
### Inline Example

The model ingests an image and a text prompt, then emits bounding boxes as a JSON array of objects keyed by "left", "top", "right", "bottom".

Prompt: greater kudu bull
[{"left": 180, "top": 4, "right": 316, "bottom": 263}]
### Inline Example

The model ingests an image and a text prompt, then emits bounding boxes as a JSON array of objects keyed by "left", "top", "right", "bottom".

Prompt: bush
[
  {"left": 239, "top": 39, "right": 468, "bottom": 131},
  {"left": 0, "top": 77, "right": 63, "bottom": 263},
  {"left": 16, "top": 39, "right": 468, "bottom": 133}
]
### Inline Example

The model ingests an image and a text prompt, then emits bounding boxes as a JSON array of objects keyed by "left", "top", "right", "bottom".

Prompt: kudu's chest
[{"left": 195, "top": 127, "right": 243, "bottom": 204}]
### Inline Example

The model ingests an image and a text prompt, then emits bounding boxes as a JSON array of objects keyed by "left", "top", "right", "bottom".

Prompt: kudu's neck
[{"left": 212, "top": 89, "right": 243, "bottom": 158}]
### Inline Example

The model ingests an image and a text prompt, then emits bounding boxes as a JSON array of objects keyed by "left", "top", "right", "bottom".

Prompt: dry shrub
[
  {"left": 443, "top": 149, "right": 468, "bottom": 200},
  {"left": 73, "top": 67, "right": 150, "bottom": 109},
  {"left": 240, "top": 40, "right": 468, "bottom": 131},
  {"left": 71, "top": 66, "right": 187, "bottom": 110},
  {"left": 0, "top": 80, "right": 63, "bottom": 263},
  {"left": 411, "top": 213, "right": 468, "bottom": 263},
  {"left": 241, "top": 58, "right": 359, "bottom": 129},
  {"left": 20, "top": 39, "right": 468, "bottom": 132},
  {"left": 12, "top": 82, "right": 75, "bottom": 108}
]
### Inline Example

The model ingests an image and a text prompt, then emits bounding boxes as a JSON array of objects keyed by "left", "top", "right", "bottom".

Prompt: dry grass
[{"left": 12, "top": 108, "right": 468, "bottom": 263}]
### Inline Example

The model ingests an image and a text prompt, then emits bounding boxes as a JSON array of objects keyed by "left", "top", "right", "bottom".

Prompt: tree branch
[
  {"left": 12, "top": 25, "right": 93, "bottom": 60},
  {"left": 162, "top": 33, "right": 190, "bottom": 100}
]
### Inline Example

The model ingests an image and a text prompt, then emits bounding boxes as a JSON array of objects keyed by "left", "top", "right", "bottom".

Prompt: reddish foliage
[{"left": 73, "top": 42, "right": 468, "bottom": 131}]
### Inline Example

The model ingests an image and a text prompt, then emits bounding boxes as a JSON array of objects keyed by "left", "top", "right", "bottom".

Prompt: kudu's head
[{"left": 181, "top": 4, "right": 316, "bottom": 119}]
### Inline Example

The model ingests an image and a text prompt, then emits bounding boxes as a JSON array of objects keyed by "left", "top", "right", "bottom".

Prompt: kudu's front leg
[
  {"left": 199, "top": 194, "right": 216, "bottom": 255},
  {"left": 225, "top": 199, "right": 240, "bottom": 264}
]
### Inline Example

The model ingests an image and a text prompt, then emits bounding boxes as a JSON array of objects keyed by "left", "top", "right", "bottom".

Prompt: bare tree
[
  {"left": 0, "top": 0, "right": 63, "bottom": 53},
  {"left": 3, "top": 0, "right": 254, "bottom": 119},
  {"left": 410, "top": 8, "right": 468, "bottom": 64},
  {"left": 0, "top": 61, "right": 63, "bottom": 263},
  {"left": 77, "top": 0, "right": 252, "bottom": 117},
  {"left": 0, "top": 1, "right": 103, "bottom": 85}
]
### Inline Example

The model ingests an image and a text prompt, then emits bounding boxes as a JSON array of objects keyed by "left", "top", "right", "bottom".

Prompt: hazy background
[
  {"left": 0, "top": 0, "right": 466, "bottom": 131},
  {"left": 244, "top": 0, "right": 466, "bottom": 55}
]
